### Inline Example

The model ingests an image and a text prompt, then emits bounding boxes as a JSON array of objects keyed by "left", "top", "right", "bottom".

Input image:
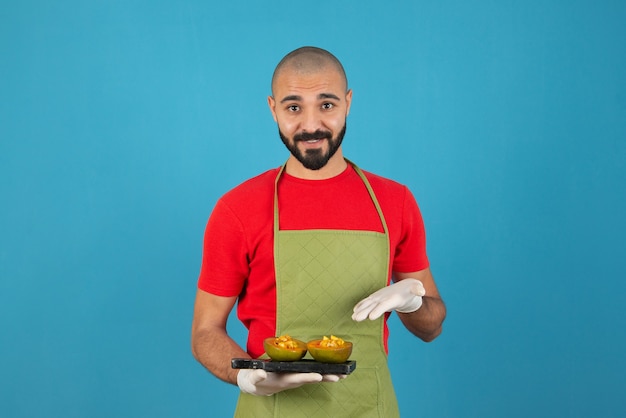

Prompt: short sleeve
[
  {"left": 197, "top": 198, "right": 250, "bottom": 296},
  {"left": 392, "top": 187, "right": 430, "bottom": 273}
]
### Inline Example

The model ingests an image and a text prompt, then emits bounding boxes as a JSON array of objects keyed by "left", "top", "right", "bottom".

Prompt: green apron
[{"left": 234, "top": 161, "right": 400, "bottom": 417}]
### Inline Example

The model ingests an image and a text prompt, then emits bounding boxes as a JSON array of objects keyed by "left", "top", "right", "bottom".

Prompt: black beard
[{"left": 279, "top": 123, "right": 347, "bottom": 170}]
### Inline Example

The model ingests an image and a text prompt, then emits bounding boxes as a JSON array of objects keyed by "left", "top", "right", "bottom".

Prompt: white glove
[
  {"left": 237, "top": 369, "right": 344, "bottom": 396},
  {"left": 352, "top": 278, "right": 425, "bottom": 321}
]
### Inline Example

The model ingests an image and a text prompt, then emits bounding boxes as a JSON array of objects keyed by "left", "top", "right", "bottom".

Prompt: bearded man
[{"left": 191, "top": 46, "right": 446, "bottom": 417}]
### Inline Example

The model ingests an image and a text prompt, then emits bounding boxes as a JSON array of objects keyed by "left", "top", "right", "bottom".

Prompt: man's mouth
[{"left": 294, "top": 130, "right": 332, "bottom": 143}]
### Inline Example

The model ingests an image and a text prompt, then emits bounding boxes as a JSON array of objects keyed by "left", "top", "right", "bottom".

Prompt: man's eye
[
  {"left": 322, "top": 103, "right": 334, "bottom": 110},
  {"left": 288, "top": 105, "right": 299, "bottom": 112}
]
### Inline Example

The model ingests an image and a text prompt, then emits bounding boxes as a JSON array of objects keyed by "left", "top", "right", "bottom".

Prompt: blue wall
[{"left": 2, "top": 1, "right": 625, "bottom": 417}]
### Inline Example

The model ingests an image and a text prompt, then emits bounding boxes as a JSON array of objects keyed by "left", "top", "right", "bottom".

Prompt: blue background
[{"left": 2, "top": 1, "right": 625, "bottom": 417}]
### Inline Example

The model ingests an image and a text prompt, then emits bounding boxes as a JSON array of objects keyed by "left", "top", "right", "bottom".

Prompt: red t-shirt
[{"left": 198, "top": 164, "right": 429, "bottom": 357}]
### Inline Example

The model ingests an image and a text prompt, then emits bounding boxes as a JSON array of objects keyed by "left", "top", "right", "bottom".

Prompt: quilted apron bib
[{"left": 234, "top": 161, "right": 400, "bottom": 417}]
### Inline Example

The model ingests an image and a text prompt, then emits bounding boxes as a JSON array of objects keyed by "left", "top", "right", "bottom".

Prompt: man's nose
[{"left": 300, "top": 109, "right": 322, "bottom": 132}]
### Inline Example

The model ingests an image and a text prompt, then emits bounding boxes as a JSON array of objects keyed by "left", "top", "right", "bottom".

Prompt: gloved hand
[
  {"left": 237, "top": 369, "right": 344, "bottom": 396},
  {"left": 352, "top": 278, "right": 425, "bottom": 321}
]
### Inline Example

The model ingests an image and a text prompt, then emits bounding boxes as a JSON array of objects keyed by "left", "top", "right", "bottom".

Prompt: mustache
[{"left": 294, "top": 130, "right": 332, "bottom": 142}]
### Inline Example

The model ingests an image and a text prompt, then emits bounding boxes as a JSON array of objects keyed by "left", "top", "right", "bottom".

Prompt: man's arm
[
  {"left": 394, "top": 268, "right": 446, "bottom": 342},
  {"left": 191, "top": 289, "right": 249, "bottom": 385},
  {"left": 191, "top": 289, "right": 342, "bottom": 394}
]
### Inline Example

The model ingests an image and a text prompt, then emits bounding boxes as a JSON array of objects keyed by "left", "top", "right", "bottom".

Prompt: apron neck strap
[{"left": 273, "top": 159, "right": 389, "bottom": 236}]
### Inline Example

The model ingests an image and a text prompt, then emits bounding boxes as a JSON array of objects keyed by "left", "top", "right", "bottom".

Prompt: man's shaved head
[{"left": 271, "top": 46, "right": 348, "bottom": 95}]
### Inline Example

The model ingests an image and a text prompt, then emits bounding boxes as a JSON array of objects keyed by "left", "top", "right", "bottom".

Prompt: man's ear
[
  {"left": 345, "top": 89, "right": 353, "bottom": 116},
  {"left": 268, "top": 96, "right": 278, "bottom": 122}
]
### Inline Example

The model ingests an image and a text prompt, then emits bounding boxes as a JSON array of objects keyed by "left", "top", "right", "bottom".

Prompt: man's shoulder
[
  {"left": 360, "top": 168, "right": 408, "bottom": 195},
  {"left": 221, "top": 167, "right": 280, "bottom": 202}
]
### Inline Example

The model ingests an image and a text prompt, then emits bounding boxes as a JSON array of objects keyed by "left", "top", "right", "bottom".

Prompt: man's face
[{"left": 268, "top": 67, "right": 352, "bottom": 171}]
